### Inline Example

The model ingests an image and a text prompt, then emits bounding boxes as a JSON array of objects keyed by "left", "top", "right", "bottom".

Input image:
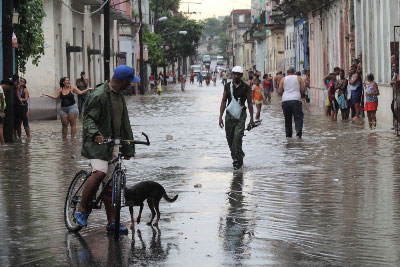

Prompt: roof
[{"left": 231, "top": 9, "right": 251, "bottom": 15}]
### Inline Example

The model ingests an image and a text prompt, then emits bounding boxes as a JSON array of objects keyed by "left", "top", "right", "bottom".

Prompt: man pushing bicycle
[{"left": 74, "top": 65, "right": 140, "bottom": 233}]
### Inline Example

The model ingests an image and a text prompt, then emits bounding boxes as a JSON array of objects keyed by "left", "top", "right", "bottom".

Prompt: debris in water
[
  {"left": 333, "top": 178, "right": 339, "bottom": 182},
  {"left": 178, "top": 232, "right": 183, "bottom": 235},
  {"left": 71, "top": 155, "right": 76, "bottom": 159},
  {"left": 166, "top": 134, "right": 173, "bottom": 140},
  {"left": 194, "top": 183, "right": 202, "bottom": 188}
]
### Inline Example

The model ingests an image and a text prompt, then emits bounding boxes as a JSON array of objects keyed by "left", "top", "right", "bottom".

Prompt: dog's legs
[
  {"left": 137, "top": 203, "right": 144, "bottom": 224},
  {"left": 153, "top": 200, "right": 161, "bottom": 226},
  {"left": 147, "top": 199, "right": 156, "bottom": 226},
  {"left": 129, "top": 206, "right": 134, "bottom": 229}
]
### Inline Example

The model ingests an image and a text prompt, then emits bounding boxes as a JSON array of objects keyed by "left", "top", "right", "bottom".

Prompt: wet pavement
[{"left": 1, "top": 79, "right": 400, "bottom": 266}]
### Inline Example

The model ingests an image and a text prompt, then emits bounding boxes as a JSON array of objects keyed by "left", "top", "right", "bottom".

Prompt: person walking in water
[
  {"left": 252, "top": 78, "right": 264, "bottom": 122},
  {"left": 219, "top": 66, "right": 254, "bottom": 170},
  {"left": 42, "top": 77, "right": 92, "bottom": 139},
  {"left": 278, "top": 67, "right": 306, "bottom": 139}
]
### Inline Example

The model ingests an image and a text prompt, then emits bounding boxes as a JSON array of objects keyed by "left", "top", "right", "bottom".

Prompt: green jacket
[{"left": 81, "top": 82, "right": 135, "bottom": 161}]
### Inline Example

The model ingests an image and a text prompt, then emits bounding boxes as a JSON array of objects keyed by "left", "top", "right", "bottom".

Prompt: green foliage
[
  {"left": 201, "top": 17, "right": 221, "bottom": 36},
  {"left": 160, "top": 14, "right": 203, "bottom": 64},
  {"left": 14, "top": 0, "right": 46, "bottom": 73},
  {"left": 143, "top": 28, "right": 165, "bottom": 67},
  {"left": 150, "top": 0, "right": 179, "bottom": 17},
  {"left": 218, "top": 33, "right": 232, "bottom": 60}
]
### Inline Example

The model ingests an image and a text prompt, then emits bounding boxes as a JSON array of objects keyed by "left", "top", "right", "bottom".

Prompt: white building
[
  {"left": 24, "top": 0, "right": 128, "bottom": 120},
  {"left": 284, "top": 17, "right": 295, "bottom": 71}
]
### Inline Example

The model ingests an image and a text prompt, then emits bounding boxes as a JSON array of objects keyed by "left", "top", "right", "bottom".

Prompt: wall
[
  {"left": 266, "top": 29, "right": 284, "bottom": 74},
  {"left": 308, "top": 0, "right": 353, "bottom": 108},
  {"left": 284, "top": 17, "right": 295, "bottom": 71},
  {"left": 354, "top": 0, "right": 400, "bottom": 126},
  {"left": 24, "top": 0, "right": 117, "bottom": 120}
]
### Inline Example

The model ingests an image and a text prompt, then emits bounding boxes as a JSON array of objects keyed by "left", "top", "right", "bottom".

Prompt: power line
[{"left": 59, "top": 0, "right": 110, "bottom": 15}]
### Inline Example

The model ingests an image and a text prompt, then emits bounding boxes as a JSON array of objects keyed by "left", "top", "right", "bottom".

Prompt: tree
[
  {"left": 143, "top": 28, "right": 165, "bottom": 69},
  {"left": 14, "top": 0, "right": 46, "bottom": 73}
]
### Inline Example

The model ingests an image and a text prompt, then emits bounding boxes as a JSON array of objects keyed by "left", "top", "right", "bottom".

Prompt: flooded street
[{"left": 1, "top": 80, "right": 400, "bottom": 266}]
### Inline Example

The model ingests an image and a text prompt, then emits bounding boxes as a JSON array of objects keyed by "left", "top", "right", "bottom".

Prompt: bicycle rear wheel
[
  {"left": 64, "top": 170, "right": 91, "bottom": 232},
  {"left": 113, "top": 171, "right": 124, "bottom": 240}
]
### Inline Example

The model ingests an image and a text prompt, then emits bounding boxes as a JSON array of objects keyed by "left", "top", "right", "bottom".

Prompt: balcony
[
  {"left": 75, "top": 0, "right": 102, "bottom": 5},
  {"left": 88, "top": 0, "right": 132, "bottom": 23}
]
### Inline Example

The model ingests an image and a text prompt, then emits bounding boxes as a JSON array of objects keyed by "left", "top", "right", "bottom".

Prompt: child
[
  {"left": 365, "top": 73, "right": 379, "bottom": 129},
  {"left": 180, "top": 75, "right": 186, "bottom": 92},
  {"left": 157, "top": 79, "right": 162, "bottom": 95},
  {"left": 252, "top": 79, "right": 264, "bottom": 122}
]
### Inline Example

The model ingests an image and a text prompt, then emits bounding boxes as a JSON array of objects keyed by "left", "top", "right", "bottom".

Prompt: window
[{"left": 238, "top": 14, "right": 245, "bottom": 23}]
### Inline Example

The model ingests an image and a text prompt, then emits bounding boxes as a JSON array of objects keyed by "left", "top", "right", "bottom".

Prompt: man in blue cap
[{"left": 75, "top": 65, "right": 140, "bottom": 233}]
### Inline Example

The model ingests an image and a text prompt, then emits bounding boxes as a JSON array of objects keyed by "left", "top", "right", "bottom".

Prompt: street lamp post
[{"left": 138, "top": 0, "right": 145, "bottom": 95}]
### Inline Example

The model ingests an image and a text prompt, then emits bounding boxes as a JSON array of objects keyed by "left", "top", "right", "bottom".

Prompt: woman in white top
[{"left": 277, "top": 67, "right": 306, "bottom": 139}]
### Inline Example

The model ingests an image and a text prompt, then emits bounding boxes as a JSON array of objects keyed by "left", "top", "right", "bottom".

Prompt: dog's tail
[{"left": 163, "top": 193, "right": 178, "bottom": 203}]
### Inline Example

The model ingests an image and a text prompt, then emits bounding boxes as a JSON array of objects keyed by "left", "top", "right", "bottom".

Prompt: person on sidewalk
[
  {"left": 219, "top": 66, "right": 254, "bottom": 170},
  {"left": 74, "top": 65, "right": 140, "bottom": 233},
  {"left": 365, "top": 73, "right": 380, "bottom": 129},
  {"left": 278, "top": 67, "right": 306, "bottom": 139},
  {"left": 0, "top": 82, "right": 6, "bottom": 145}
]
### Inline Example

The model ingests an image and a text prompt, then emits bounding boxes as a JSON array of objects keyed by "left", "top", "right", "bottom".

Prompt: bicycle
[{"left": 64, "top": 132, "right": 150, "bottom": 240}]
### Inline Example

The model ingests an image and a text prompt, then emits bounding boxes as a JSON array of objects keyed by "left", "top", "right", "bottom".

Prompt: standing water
[{"left": 0, "top": 80, "right": 400, "bottom": 266}]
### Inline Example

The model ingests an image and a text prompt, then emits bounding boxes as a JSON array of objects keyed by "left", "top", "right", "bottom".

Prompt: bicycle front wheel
[
  {"left": 113, "top": 171, "right": 124, "bottom": 240},
  {"left": 64, "top": 170, "right": 91, "bottom": 232}
]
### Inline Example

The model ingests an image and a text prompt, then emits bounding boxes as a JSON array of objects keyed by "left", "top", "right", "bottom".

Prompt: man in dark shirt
[
  {"left": 219, "top": 66, "right": 254, "bottom": 170},
  {"left": 76, "top": 71, "right": 89, "bottom": 118}
]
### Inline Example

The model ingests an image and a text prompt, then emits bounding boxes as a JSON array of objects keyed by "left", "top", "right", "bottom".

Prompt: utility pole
[
  {"left": 3, "top": 0, "right": 14, "bottom": 142},
  {"left": 104, "top": 0, "right": 110, "bottom": 80},
  {"left": 138, "top": 0, "right": 145, "bottom": 94}
]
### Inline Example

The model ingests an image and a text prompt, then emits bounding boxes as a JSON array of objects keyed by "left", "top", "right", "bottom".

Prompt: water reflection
[
  {"left": 220, "top": 172, "right": 253, "bottom": 264},
  {"left": 66, "top": 227, "right": 174, "bottom": 267}
]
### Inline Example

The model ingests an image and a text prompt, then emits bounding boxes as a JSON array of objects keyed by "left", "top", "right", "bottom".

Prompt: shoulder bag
[{"left": 226, "top": 82, "right": 243, "bottom": 119}]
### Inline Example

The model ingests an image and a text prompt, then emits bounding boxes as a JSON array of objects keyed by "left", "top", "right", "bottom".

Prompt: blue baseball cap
[{"left": 113, "top": 65, "right": 140, "bottom": 83}]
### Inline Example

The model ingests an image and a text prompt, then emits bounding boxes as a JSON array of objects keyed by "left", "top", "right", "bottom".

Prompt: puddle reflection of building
[{"left": 219, "top": 172, "right": 252, "bottom": 263}]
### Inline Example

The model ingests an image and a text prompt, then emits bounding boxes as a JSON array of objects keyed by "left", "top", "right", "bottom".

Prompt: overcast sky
[{"left": 179, "top": 0, "right": 252, "bottom": 20}]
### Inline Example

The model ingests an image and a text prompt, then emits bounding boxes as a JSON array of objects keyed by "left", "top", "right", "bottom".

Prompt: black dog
[{"left": 125, "top": 181, "right": 178, "bottom": 228}]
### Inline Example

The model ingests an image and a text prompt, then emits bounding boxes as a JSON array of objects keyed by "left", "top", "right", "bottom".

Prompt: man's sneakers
[
  {"left": 74, "top": 211, "right": 88, "bottom": 227},
  {"left": 106, "top": 222, "right": 128, "bottom": 234}
]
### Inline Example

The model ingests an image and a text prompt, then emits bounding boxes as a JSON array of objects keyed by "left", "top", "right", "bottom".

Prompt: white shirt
[
  {"left": 282, "top": 75, "right": 301, "bottom": 102},
  {"left": 0, "top": 85, "right": 3, "bottom": 95}
]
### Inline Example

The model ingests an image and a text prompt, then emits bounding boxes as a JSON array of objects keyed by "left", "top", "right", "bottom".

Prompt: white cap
[{"left": 232, "top": 66, "right": 243, "bottom": 74}]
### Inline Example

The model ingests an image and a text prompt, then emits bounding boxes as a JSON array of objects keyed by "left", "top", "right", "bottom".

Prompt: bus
[
  {"left": 216, "top": 56, "right": 224, "bottom": 65},
  {"left": 202, "top": 55, "right": 211, "bottom": 64},
  {"left": 191, "top": 65, "right": 202, "bottom": 76}
]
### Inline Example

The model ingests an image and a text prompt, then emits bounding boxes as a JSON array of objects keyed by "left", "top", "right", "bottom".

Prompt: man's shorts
[{"left": 90, "top": 145, "right": 119, "bottom": 183}]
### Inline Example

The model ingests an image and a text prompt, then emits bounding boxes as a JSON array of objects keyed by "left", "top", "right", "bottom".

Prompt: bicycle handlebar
[{"left": 102, "top": 132, "right": 150, "bottom": 146}]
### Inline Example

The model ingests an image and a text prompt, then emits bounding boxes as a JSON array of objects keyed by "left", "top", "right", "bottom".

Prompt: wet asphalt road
[{"left": 1, "top": 79, "right": 400, "bottom": 266}]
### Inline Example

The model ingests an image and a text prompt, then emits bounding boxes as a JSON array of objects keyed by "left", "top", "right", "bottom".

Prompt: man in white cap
[
  {"left": 75, "top": 65, "right": 140, "bottom": 233},
  {"left": 219, "top": 66, "right": 254, "bottom": 170}
]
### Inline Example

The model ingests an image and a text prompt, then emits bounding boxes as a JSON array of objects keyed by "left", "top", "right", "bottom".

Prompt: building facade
[{"left": 23, "top": 0, "right": 128, "bottom": 120}]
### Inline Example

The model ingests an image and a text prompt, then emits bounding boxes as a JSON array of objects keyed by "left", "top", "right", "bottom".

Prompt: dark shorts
[
  {"left": 351, "top": 90, "right": 362, "bottom": 104},
  {"left": 0, "top": 115, "right": 3, "bottom": 124}
]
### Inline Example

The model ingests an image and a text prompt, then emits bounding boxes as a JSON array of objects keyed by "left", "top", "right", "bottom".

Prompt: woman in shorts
[{"left": 42, "top": 77, "right": 91, "bottom": 139}]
